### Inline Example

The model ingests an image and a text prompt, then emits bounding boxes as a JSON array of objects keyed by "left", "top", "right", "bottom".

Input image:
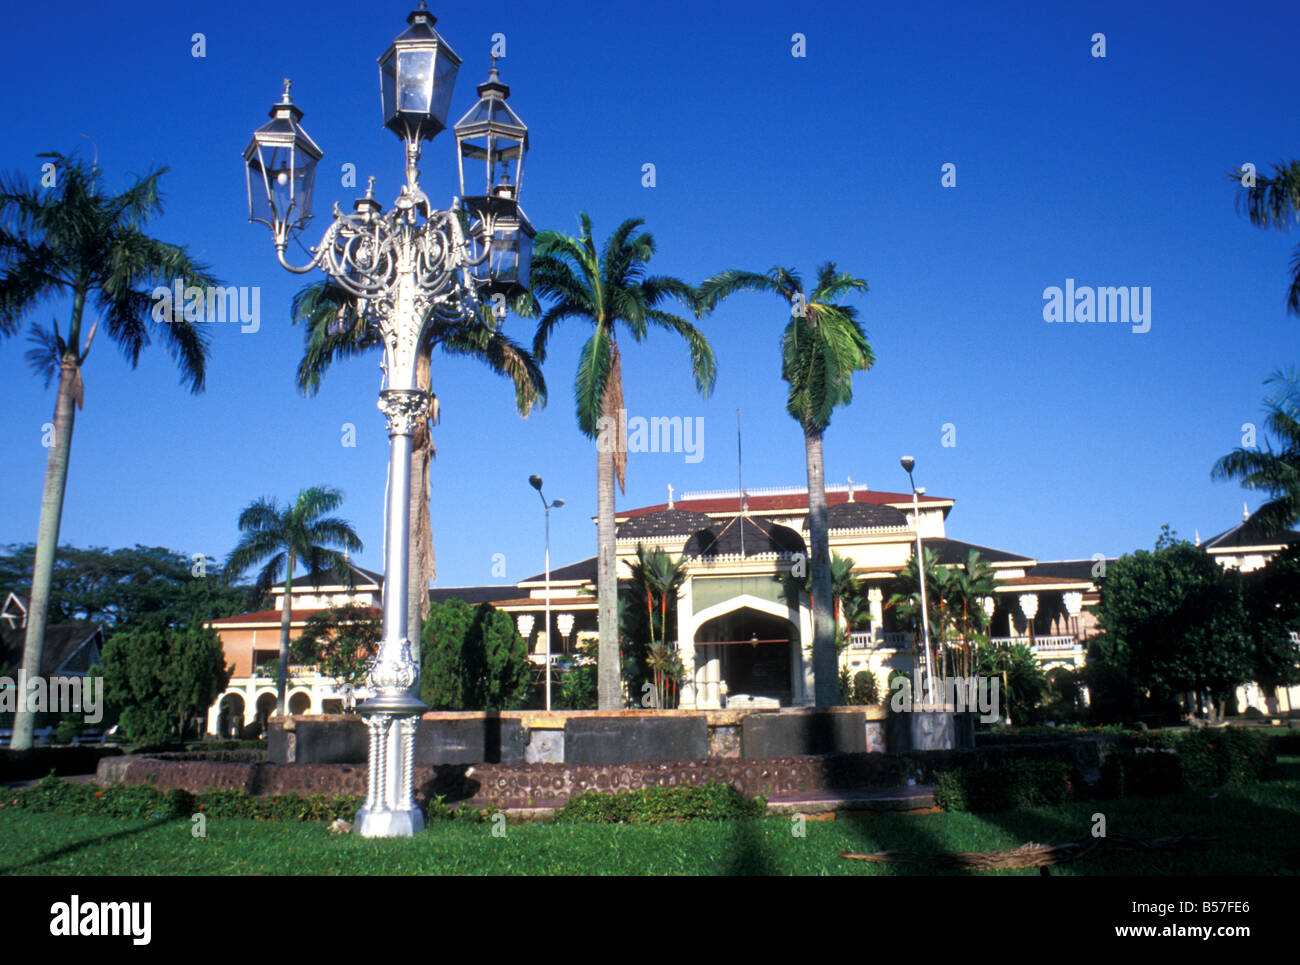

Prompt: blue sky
[{"left": 1, "top": 0, "right": 1298, "bottom": 589}]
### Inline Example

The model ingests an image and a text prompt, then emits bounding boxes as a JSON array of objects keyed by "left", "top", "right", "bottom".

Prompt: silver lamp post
[
  {"left": 900, "top": 456, "right": 936, "bottom": 704},
  {"left": 244, "top": 3, "right": 536, "bottom": 838},
  {"left": 529, "top": 475, "right": 564, "bottom": 711}
]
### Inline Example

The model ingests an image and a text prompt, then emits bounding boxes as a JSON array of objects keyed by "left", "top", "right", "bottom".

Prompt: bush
[
  {"left": 933, "top": 761, "right": 1074, "bottom": 813},
  {"left": 0, "top": 776, "right": 361, "bottom": 824},
  {"left": 1176, "top": 727, "right": 1275, "bottom": 788},
  {"left": 554, "top": 783, "right": 766, "bottom": 824},
  {"left": 1099, "top": 751, "right": 1185, "bottom": 798},
  {"left": 852, "top": 670, "right": 879, "bottom": 706}
]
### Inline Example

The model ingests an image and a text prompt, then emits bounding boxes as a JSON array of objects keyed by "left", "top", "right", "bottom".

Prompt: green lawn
[{"left": 3, "top": 761, "right": 1298, "bottom": 876}]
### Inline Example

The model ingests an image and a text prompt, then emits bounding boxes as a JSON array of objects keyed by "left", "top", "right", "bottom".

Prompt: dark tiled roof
[
  {"left": 617, "top": 509, "right": 714, "bottom": 540},
  {"left": 924, "top": 538, "right": 1033, "bottom": 566},
  {"left": 824, "top": 502, "right": 909, "bottom": 530},
  {"left": 684, "top": 516, "right": 806, "bottom": 558},
  {"left": 521, "top": 556, "right": 598, "bottom": 585},
  {"left": 288, "top": 562, "right": 384, "bottom": 588},
  {"left": 0, "top": 623, "right": 103, "bottom": 676},
  {"left": 428, "top": 586, "right": 524, "bottom": 606},
  {"left": 1202, "top": 520, "right": 1300, "bottom": 551},
  {"left": 1026, "top": 559, "right": 1113, "bottom": 581}
]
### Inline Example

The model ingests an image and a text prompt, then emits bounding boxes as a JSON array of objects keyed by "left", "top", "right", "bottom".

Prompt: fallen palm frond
[{"left": 839, "top": 833, "right": 1217, "bottom": 869}]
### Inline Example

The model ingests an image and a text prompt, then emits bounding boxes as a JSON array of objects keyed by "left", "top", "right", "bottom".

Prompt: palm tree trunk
[
  {"left": 407, "top": 353, "right": 434, "bottom": 657},
  {"left": 11, "top": 358, "right": 79, "bottom": 750},
  {"left": 597, "top": 431, "right": 620, "bottom": 709},
  {"left": 278, "top": 553, "right": 295, "bottom": 716},
  {"left": 804, "top": 425, "right": 837, "bottom": 706}
]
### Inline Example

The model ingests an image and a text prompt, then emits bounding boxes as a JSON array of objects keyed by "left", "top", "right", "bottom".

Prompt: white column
[{"left": 868, "top": 586, "right": 883, "bottom": 643}]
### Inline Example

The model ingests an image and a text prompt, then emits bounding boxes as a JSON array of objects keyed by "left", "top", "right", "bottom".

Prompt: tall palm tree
[
  {"left": 530, "top": 213, "right": 717, "bottom": 709},
  {"left": 1212, "top": 367, "right": 1300, "bottom": 535},
  {"left": 698, "top": 264, "right": 873, "bottom": 705},
  {"left": 292, "top": 282, "right": 545, "bottom": 649},
  {"left": 1230, "top": 161, "right": 1300, "bottom": 314},
  {"left": 226, "top": 486, "right": 363, "bottom": 714},
  {"left": 0, "top": 152, "right": 217, "bottom": 750}
]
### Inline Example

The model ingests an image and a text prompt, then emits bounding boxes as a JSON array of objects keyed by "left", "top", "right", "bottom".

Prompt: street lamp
[
  {"left": 529, "top": 475, "right": 564, "bottom": 711},
  {"left": 244, "top": 3, "right": 535, "bottom": 838},
  {"left": 900, "top": 456, "right": 936, "bottom": 704}
]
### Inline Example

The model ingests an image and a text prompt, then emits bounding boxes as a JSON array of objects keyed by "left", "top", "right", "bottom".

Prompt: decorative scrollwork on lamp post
[{"left": 243, "top": 3, "right": 535, "bottom": 838}]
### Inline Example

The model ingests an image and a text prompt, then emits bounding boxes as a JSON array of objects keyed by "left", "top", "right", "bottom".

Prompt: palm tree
[
  {"left": 1230, "top": 161, "right": 1300, "bottom": 314},
  {"left": 1212, "top": 367, "right": 1300, "bottom": 536},
  {"left": 292, "top": 282, "right": 545, "bottom": 648},
  {"left": 530, "top": 213, "right": 717, "bottom": 709},
  {"left": 627, "top": 544, "right": 689, "bottom": 709},
  {"left": 886, "top": 547, "right": 946, "bottom": 648},
  {"left": 226, "top": 486, "right": 364, "bottom": 714},
  {"left": 0, "top": 152, "right": 217, "bottom": 750},
  {"left": 942, "top": 550, "right": 998, "bottom": 677},
  {"left": 698, "top": 264, "right": 874, "bottom": 705}
]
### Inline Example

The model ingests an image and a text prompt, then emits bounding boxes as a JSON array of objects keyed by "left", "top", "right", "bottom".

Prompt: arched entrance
[
  {"left": 288, "top": 691, "right": 312, "bottom": 715},
  {"left": 695, "top": 606, "right": 797, "bottom": 706},
  {"left": 217, "top": 693, "right": 245, "bottom": 739},
  {"left": 254, "top": 692, "right": 277, "bottom": 735}
]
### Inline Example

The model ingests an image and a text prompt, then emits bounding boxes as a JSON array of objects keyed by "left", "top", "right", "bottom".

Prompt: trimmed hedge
[
  {"left": 932, "top": 761, "right": 1075, "bottom": 813},
  {"left": 555, "top": 783, "right": 766, "bottom": 824},
  {"left": 1, "top": 774, "right": 361, "bottom": 823},
  {"left": 1099, "top": 751, "right": 1184, "bottom": 798}
]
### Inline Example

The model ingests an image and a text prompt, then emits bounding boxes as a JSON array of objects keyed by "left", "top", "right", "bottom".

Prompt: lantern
[
  {"left": 453, "top": 61, "right": 528, "bottom": 205},
  {"left": 244, "top": 79, "right": 322, "bottom": 236},
  {"left": 378, "top": 3, "right": 462, "bottom": 142}
]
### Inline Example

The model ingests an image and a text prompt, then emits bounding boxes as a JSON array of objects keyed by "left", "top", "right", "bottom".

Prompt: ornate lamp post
[
  {"left": 244, "top": 3, "right": 534, "bottom": 837},
  {"left": 529, "top": 475, "right": 564, "bottom": 711},
  {"left": 900, "top": 457, "right": 935, "bottom": 704}
]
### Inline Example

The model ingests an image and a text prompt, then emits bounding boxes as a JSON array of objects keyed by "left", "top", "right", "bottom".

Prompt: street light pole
[
  {"left": 900, "top": 456, "right": 935, "bottom": 704},
  {"left": 244, "top": 4, "right": 537, "bottom": 838},
  {"left": 530, "top": 475, "right": 564, "bottom": 711}
]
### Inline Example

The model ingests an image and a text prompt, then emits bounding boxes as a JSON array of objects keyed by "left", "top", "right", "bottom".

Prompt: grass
[{"left": 3, "top": 759, "right": 1297, "bottom": 876}]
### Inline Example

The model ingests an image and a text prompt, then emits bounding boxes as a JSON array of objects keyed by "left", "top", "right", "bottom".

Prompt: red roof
[{"left": 618, "top": 489, "right": 949, "bottom": 520}]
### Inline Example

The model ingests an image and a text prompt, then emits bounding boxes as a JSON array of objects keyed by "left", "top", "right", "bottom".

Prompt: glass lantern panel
[
  {"left": 294, "top": 152, "right": 318, "bottom": 223},
  {"left": 397, "top": 49, "right": 434, "bottom": 114},
  {"left": 247, "top": 154, "right": 273, "bottom": 226},
  {"left": 428, "top": 49, "right": 459, "bottom": 128},
  {"left": 379, "top": 50, "right": 398, "bottom": 123}
]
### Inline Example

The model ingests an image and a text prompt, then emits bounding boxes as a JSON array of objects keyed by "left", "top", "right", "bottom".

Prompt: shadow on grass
[
  {"left": 723, "top": 814, "right": 779, "bottom": 875},
  {"left": 0, "top": 814, "right": 185, "bottom": 874}
]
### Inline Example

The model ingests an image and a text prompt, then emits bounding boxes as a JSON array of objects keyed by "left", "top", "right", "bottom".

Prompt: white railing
[
  {"left": 990, "top": 635, "right": 1079, "bottom": 652},
  {"left": 880, "top": 631, "right": 914, "bottom": 647},
  {"left": 848, "top": 632, "right": 872, "bottom": 650}
]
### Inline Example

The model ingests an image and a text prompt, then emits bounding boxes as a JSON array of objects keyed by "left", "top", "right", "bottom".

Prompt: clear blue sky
[{"left": 2, "top": 0, "right": 1298, "bottom": 588}]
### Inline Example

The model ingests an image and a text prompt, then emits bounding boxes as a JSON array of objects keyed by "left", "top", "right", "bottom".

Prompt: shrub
[
  {"left": 0, "top": 776, "right": 361, "bottom": 823},
  {"left": 1176, "top": 727, "right": 1275, "bottom": 788},
  {"left": 932, "top": 761, "right": 1074, "bottom": 813},
  {"left": 554, "top": 783, "right": 765, "bottom": 824},
  {"left": 852, "top": 670, "right": 879, "bottom": 706}
]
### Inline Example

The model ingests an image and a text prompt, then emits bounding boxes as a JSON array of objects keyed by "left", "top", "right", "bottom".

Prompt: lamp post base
[
  {"left": 353, "top": 703, "right": 426, "bottom": 838},
  {"left": 355, "top": 803, "right": 425, "bottom": 838}
]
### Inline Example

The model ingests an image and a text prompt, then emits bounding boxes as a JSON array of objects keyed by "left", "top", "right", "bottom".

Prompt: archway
[
  {"left": 254, "top": 692, "right": 277, "bottom": 735},
  {"left": 288, "top": 691, "right": 312, "bottom": 716},
  {"left": 695, "top": 607, "right": 797, "bottom": 706},
  {"left": 217, "top": 693, "right": 245, "bottom": 739}
]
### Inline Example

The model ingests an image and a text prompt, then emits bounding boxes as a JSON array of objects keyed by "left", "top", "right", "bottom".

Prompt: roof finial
[
  {"left": 667, "top": 483, "right": 674, "bottom": 509},
  {"left": 1244, "top": 501, "right": 1250, "bottom": 521},
  {"left": 1194, "top": 528, "right": 1201, "bottom": 546},
  {"left": 282, "top": 77, "right": 293, "bottom": 102},
  {"left": 847, "top": 476, "right": 854, "bottom": 502}
]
